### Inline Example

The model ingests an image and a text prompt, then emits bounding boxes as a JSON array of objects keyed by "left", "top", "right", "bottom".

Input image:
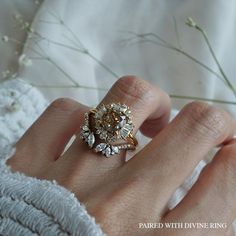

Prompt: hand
[{"left": 7, "top": 76, "right": 236, "bottom": 236}]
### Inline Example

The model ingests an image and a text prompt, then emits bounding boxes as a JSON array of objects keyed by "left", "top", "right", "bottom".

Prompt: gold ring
[{"left": 80, "top": 103, "right": 138, "bottom": 157}]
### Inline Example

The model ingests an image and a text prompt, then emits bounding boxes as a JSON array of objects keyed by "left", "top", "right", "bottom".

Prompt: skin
[{"left": 6, "top": 76, "right": 236, "bottom": 236}]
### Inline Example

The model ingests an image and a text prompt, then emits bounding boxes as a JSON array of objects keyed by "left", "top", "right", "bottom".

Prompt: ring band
[{"left": 80, "top": 103, "right": 138, "bottom": 157}]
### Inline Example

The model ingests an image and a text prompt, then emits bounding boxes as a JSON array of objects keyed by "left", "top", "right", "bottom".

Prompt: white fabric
[
  {"left": 0, "top": 79, "right": 105, "bottom": 236},
  {"left": 17, "top": 0, "right": 236, "bottom": 118},
  {"left": 0, "top": 79, "right": 47, "bottom": 148}
]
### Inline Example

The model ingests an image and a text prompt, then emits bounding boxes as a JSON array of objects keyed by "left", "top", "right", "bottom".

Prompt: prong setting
[{"left": 80, "top": 103, "right": 137, "bottom": 157}]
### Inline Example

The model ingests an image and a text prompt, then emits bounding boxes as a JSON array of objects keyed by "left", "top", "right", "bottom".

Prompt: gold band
[{"left": 128, "top": 133, "right": 138, "bottom": 146}]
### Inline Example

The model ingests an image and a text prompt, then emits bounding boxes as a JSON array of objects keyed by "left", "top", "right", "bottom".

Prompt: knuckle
[
  {"left": 182, "top": 101, "right": 230, "bottom": 140},
  {"left": 112, "top": 76, "right": 154, "bottom": 103},
  {"left": 220, "top": 143, "right": 236, "bottom": 170},
  {"left": 214, "top": 144, "right": 236, "bottom": 188},
  {"left": 49, "top": 98, "right": 78, "bottom": 112}
]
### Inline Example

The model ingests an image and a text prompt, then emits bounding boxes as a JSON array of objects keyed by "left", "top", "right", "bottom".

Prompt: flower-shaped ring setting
[{"left": 80, "top": 103, "right": 138, "bottom": 157}]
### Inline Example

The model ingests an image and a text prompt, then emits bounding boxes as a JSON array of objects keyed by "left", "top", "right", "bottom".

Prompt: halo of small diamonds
[{"left": 80, "top": 103, "right": 137, "bottom": 157}]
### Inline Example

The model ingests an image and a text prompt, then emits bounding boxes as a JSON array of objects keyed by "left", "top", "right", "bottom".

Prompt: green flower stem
[
  {"left": 195, "top": 25, "right": 236, "bottom": 97},
  {"left": 170, "top": 94, "right": 236, "bottom": 105},
  {"left": 45, "top": 57, "right": 79, "bottom": 86},
  {"left": 33, "top": 31, "right": 119, "bottom": 78},
  {"left": 30, "top": 82, "right": 236, "bottom": 106},
  {"left": 125, "top": 32, "right": 225, "bottom": 83},
  {"left": 86, "top": 52, "right": 119, "bottom": 78},
  {"left": 33, "top": 39, "right": 80, "bottom": 87},
  {"left": 171, "top": 47, "right": 225, "bottom": 84},
  {"left": 31, "top": 83, "right": 108, "bottom": 91}
]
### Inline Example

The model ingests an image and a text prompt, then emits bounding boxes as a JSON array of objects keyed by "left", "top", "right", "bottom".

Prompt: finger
[
  {"left": 7, "top": 98, "right": 88, "bottom": 174},
  {"left": 65, "top": 76, "right": 171, "bottom": 170},
  {"left": 100, "top": 76, "right": 171, "bottom": 138},
  {"left": 163, "top": 139, "right": 236, "bottom": 236},
  {"left": 124, "top": 101, "right": 236, "bottom": 212}
]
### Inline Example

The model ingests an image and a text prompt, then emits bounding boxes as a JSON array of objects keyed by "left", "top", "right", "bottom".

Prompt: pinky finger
[{"left": 162, "top": 139, "right": 236, "bottom": 236}]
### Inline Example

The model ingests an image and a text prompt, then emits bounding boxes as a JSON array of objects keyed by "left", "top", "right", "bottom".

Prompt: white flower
[
  {"left": 1, "top": 35, "right": 9, "bottom": 42},
  {"left": 18, "top": 54, "right": 32, "bottom": 67},
  {"left": 2, "top": 69, "right": 17, "bottom": 79},
  {"left": 2, "top": 70, "right": 10, "bottom": 78}
]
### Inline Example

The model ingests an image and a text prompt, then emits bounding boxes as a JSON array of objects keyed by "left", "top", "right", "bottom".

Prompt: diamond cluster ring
[{"left": 80, "top": 103, "right": 138, "bottom": 157}]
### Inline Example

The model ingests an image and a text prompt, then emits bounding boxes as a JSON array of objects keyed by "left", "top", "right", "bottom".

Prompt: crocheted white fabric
[
  {"left": 0, "top": 79, "right": 47, "bottom": 149},
  {"left": 0, "top": 79, "right": 105, "bottom": 236}
]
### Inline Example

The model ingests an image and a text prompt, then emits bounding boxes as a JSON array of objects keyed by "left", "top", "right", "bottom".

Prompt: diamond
[
  {"left": 104, "top": 147, "right": 111, "bottom": 157},
  {"left": 100, "top": 104, "right": 107, "bottom": 112},
  {"left": 95, "top": 143, "right": 107, "bottom": 152},
  {"left": 81, "top": 130, "right": 90, "bottom": 139},
  {"left": 111, "top": 146, "right": 119, "bottom": 155},
  {"left": 87, "top": 133, "right": 95, "bottom": 148},
  {"left": 118, "top": 115, "right": 127, "bottom": 128},
  {"left": 119, "top": 104, "right": 128, "bottom": 113},
  {"left": 120, "top": 124, "right": 133, "bottom": 138},
  {"left": 96, "top": 129, "right": 101, "bottom": 134},
  {"left": 99, "top": 131, "right": 107, "bottom": 140},
  {"left": 82, "top": 126, "right": 89, "bottom": 131}
]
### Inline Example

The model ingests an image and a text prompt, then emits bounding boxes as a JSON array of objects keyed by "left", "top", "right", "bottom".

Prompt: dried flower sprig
[
  {"left": 1, "top": 12, "right": 236, "bottom": 108},
  {"left": 1, "top": 12, "right": 118, "bottom": 87},
  {"left": 37, "top": 11, "right": 119, "bottom": 79},
  {"left": 186, "top": 17, "right": 236, "bottom": 97},
  {"left": 121, "top": 17, "right": 236, "bottom": 104}
]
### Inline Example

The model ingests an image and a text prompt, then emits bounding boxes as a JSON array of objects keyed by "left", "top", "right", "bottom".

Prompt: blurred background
[{"left": 0, "top": 0, "right": 236, "bottom": 116}]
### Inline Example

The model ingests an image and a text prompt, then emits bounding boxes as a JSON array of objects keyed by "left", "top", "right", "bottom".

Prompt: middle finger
[
  {"left": 63, "top": 76, "right": 171, "bottom": 170},
  {"left": 124, "top": 101, "right": 236, "bottom": 213}
]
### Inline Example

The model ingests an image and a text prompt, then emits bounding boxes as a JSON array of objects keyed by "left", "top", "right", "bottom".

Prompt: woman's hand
[{"left": 7, "top": 76, "right": 236, "bottom": 236}]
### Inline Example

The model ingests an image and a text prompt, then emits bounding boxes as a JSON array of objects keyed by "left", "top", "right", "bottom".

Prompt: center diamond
[{"left": 94, "top": 103, "right": 133, "bottom": 142}]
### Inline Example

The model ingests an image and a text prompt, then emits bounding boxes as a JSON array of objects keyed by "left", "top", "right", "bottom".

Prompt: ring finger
[{"left": 58, "top": 76, "right": 171, "bottom": 182}]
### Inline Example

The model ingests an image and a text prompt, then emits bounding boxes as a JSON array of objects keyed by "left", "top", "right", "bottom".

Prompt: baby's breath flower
[
  {"left": 28, "top": 27, "right": 34, "bottom": 33},
  {"left": 2, "top": 69, "right": 17, "bottom": 79},
  {"left": 2, "top": 70, "right": 11, "bottom": 78},
  {"left": 186, "top": 17, "right": 197, "bottom": 28},
  {"left": 13, "top": 13, "right": 33, "bottom": 32},
  {"left": 18, "top": 54, "right": 32, "bottom": 67},
  {"left": 13, "top": 13, "right": 23, "bottom": 22},
  {"left": 1, "top": 35, "right": 9, "bottom": 42}
]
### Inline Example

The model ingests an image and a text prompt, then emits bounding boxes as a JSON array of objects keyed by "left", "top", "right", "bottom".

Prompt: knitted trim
[{"left": 0, "top": 146, "right": 105, "bottom": 236}]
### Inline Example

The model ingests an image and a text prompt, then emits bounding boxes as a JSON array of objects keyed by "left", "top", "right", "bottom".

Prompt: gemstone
[
  {"left": 87, "top": 133, "right": 95, "bottom": 148},
  {"left": 111, "top": 146, "right": 119, "bottom": 155},
  {"left": 81, "top": 131, "right": 90, "bottom": 139},
  {"left": 119, "top": 104, "right": 128, "bottom": 112},
  {"left": 97, "top": 110, "right": 104, "bottom": 118},
  {"left": 101, "top": 104, "right": 107, "bottom": 112},
  {"left": 120, "top": 124, "right": 133, "bottom": 138},
  {"left": 112, "top": 103, "right": 119, "bottom": 110},
  {"left": 99, "top": 131, "right": 107, "bottom": 140},
  {"left": 105, "top": 147, "right": 111, "bottom": 157},
  {"left": 95, "top": 143, "right": 107, "bottom": 152},
  {"left": 118, "top": 115, "right": 127, "bottom": 128},
  {"left": 82, "top": 125, "right": 89, "bottom": 131},
  {"left": 96, "top": 129, "right": 101, "bottom": 134}
]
